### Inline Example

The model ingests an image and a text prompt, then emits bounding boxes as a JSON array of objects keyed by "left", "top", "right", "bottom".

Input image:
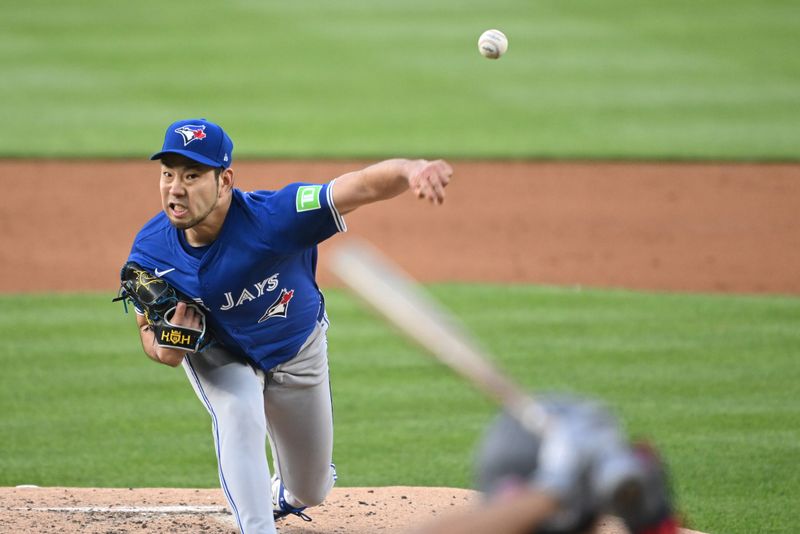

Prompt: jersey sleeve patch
[{"left": 296, "top": 185, "right": 323, "bottom": 212}]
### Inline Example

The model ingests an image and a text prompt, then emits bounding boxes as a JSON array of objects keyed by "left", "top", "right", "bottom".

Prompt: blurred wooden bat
[{"left": 329, "top": 238, "right": 550, "bottom": 436}]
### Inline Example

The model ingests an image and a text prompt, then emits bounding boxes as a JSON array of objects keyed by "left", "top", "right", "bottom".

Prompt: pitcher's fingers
[
  {"left": 172, "top": 301, "right": 187, "bottom": 323},
  {"left": 428, "top": 175, "right": 446, "bottom": 204},
  {"left": 185, "top": 304, "right": 203, "bottom": 329}
]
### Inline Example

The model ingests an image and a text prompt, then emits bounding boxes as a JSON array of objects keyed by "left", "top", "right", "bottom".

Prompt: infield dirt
[
  {"left": 1, "top": 486, "right": 707, "bottom": 534},
  {"left": 1, "top": 160, "right": 798, "bottom": 294},
  {"left": 2, "top": 159, "right": 796, "bottom": 533}
]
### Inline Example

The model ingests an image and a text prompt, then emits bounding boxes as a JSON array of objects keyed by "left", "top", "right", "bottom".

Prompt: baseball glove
[{"left": 114, "top": 261, "right": 208, "bottom": 352}]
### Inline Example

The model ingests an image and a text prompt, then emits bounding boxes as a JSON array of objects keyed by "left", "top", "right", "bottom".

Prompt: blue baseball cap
[{"left": 150, "top": 118, "right": 233, "bottom": 168}]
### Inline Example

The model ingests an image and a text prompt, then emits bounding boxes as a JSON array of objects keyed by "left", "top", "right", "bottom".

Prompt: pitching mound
[{"left": 2, "top": 486, "right": 705, "bottom": 534}]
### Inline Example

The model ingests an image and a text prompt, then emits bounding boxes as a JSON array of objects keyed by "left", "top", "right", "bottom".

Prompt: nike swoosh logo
[{"left": 154, "top": 267, "right": 176, "bottom": 277}]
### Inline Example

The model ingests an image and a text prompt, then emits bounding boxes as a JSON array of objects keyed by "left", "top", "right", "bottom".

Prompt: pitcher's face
[{"left": 159, "top": 158, "right": 221, "bottom": 230}]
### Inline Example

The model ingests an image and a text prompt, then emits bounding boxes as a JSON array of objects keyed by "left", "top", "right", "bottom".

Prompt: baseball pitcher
[{"left": 117, "top": 118, "right": 452, "bottom": 534}]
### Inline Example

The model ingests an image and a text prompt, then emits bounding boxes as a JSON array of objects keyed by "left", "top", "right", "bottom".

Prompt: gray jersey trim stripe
[{"left": 327, "top": 179, "right": 347, "bottom": 233}]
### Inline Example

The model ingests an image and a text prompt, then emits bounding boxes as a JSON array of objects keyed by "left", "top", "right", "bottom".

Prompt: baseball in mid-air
[{"left": 478, "top": 29, "right": 508, "bottom": 59}]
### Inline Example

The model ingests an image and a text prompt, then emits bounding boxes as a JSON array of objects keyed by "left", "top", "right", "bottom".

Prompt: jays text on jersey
[{"left": 128, "top": 181, "right": 346, "bottom": 370}]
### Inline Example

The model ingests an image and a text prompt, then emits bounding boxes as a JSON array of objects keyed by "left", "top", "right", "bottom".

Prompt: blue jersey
[{"left": 128, "top": 182, "right": 346, "bottom": 370}]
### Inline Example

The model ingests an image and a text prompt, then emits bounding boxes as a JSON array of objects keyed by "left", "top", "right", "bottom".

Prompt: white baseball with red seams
[{"left": 478, "top": 29, "right": 508, "bottom": 59}]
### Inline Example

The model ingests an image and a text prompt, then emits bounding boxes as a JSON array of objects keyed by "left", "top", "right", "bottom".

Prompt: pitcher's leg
[
  {"left": 265, "top": 322, "right": 335, "bottom": 508},
  {"left": 183, "top": 348, "right": 276, "bottom": 534}
]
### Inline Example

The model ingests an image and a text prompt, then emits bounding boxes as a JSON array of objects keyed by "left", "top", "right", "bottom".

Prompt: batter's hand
[
  {"left": 408, "top": 159, "right": 453, "bottom": 205},
  {"left": 531, "top": 400, "right": 625, "bottom": 533}
]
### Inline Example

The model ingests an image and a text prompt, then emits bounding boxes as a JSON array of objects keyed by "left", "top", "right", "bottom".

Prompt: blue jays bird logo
[
  {"left": 174, "top": 125, "right": 207, "bottom": 146},
  {"left": 258, "top": 288, "right": 294, "bottom": 323}
]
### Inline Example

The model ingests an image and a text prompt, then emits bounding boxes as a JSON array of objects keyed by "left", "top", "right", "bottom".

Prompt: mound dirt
[{"left": 1, "top": 486, "right": 706, "bottom": 534}]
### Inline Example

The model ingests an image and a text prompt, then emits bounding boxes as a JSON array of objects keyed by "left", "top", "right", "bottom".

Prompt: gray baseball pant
[{"left": 182, "top": 319, "right": 335, "bottom": 534}]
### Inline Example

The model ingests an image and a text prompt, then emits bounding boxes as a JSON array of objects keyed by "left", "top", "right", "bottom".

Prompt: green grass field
[
  {"left": 1, "top": 287, "right": 798, "bottom": 534},
  {"left": 2, "top": 0, "right": 799, "bottom": 160}
]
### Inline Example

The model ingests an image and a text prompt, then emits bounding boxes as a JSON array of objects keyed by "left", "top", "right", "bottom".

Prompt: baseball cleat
[
  {"left": 272, "top": 475, "right": 311, "bottom": 522},
  {"left": 271, "top": 464, "right": 337, "bottom": 522}
]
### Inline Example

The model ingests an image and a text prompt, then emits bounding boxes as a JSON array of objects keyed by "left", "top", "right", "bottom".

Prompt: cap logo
[{"left": 174, "top": 125, "right": 208, "bottom": 146}]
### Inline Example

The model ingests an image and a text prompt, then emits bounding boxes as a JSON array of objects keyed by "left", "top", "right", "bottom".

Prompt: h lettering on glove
[{"left": 153, "top": 303, "right": 207, "bottom": 352}]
